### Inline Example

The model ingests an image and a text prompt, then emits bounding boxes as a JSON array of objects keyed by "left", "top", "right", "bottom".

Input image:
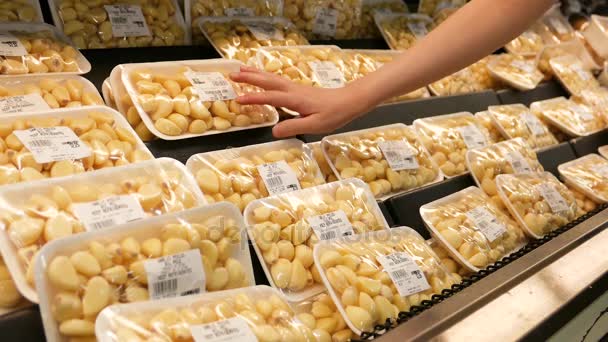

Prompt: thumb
[{"left": 272, "top": 115, "right": 326, "bottom": 138}]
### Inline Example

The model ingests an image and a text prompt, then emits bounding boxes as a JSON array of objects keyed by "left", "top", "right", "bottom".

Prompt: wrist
[{"left": 343, "top": 79, "right": 382, "bottom": 114}]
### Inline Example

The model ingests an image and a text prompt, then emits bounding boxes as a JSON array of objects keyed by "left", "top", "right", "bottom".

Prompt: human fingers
[
  {"left": 236, "top": 90, "right": 304, "bottom": 111},
  {"left": 229, "top": 70, "right": 289, "bottom": 91},
  {"left": 272, "top": 114, "right": 330, "bottom": 138}
]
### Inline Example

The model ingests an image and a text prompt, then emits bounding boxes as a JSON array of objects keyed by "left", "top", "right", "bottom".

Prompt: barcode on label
[
  {"left": 265, "top": 176, "right": 283, "bottom": 188},
  {"left": 90, "top": 219, "right": 117, "bottom": 230},
  {"left": 29, "top": 139, "right": 52, "bottom": 147},
  {"left": 153, "top": 278, "right": 177, "bottom": 296},
  {"left": 390, "top": 269, "right": 409, "bottom": 279},
  {"left": 512, "top": 160, "right": 522, "bottom": 168},
  {"left": 111, "top": 17, "right": 128, "bottom": 24},
  {"left": 320, "top": 231, "right": 336, "bottom": 240},
  {"left": 2, "top": 40, "right": 17, "bottom": 48}
]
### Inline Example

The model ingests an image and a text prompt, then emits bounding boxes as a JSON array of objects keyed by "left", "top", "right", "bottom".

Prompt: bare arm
[{"left": 230, "top": 0, "right": 555, "bottom": 137}]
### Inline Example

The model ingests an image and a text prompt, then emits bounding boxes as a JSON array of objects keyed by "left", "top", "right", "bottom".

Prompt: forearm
[{"left": 349, "top": 0, "right": 555, "bottom": 107}]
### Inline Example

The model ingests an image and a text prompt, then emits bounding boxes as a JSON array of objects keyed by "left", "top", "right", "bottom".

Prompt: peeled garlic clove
[
  {"left": 82, "top": 276, "right": 110, "bottom": 317},
  {"left": 48, "top": 256, "right": 80, "bottom": 291},
  {"left": 345, "top": 305, "right": 373, "bottom": 332}
]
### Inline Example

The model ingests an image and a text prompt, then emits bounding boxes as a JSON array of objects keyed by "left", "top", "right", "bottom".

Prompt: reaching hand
[{"left": 230, "top": 66, "right": 373, "bottom": 138}]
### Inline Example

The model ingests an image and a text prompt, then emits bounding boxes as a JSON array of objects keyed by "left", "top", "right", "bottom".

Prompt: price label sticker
[
  {"left": 536, "top": 183, "right": 570, "bottom": 214},
  {"left": 246, "top": 21, "right": 284, "bottom": 41},
  {"left": 378, "top": 140, "right": 419, "bottom": 171},
  {"left": 406, "top": 21, "right": 428, "bottom": 40},
  {"left": 466, "top": 206, "right": 507, "bottom": 242},
  {"left": 511, "top": 60, "right": 535, "bottom": 74},
  {"left": 313, "top": 8, "right": 338, "bottom": 37},
  {"left": 520, "top": 112, "right": 546, "bottom": 136},
  {"left": 73, "top": 195, "right": 146, "bottom": 231},
  {"left": 14, "top": 127, "right": 91, "bottom": 163},
  {"left": 308, "top": 61, "right": 345, "bottom": 88},
  {"left": 0, "top": 33, "right": 27, "bottom": 56},
  {"left": 105, "top": 5, "right": 150, "bottom": 37},
  {"left": 457, "top": 124, "right": 488, "bottom": 149},
  {"left": 377, "top": 252, "right": 430, "bottom": 297},
  {"left": 549, "top": 17, "right": 569, "bottom": 35},
  {"left": 144, "top": 249, "right": 206, "bottom": 300},
  {"left": 185, "top": 71, "right": 237, "bottom": 102},
  {"left": 257, "top": 160, "right": 301, "bottom": 195},
  {"left": 225, "top": 7, "right": 255, "bottom": 16},
  {"left": 571, "top": 104, "right": 595, "bottom": 121},
  {"left": 308, "top": 210, "right": 355, "bottom": 241},
  {"left": 191, "top": 317, "right": 257, "bottom": 342},
  {"left": 0, "top": 94, "right": 50, "bottom": 114},
  {"left": 505, "top": 150, "right": 533, "bottom": 173}
]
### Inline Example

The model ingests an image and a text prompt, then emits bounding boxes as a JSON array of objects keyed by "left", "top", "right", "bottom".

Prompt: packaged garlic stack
[
  {"left": 198, "top": 16, "right": 309, "bottom": 63},
  {"left": 50, "top": 0, "right": 188, "bottom": 49},
  {"left": 283, "top": 0, "right": 363, "bottom": 40},
  {"left": 420, "top": 186, "right": 528, "bottom": 272},
  {"left": 428, "top": 239, "right": 471, "bottom": 277},
  {"left": 356, "top": 0, "right": 409, "bottom": 38},
  {"left": 414, "top": 113, "right": 493, "bottom": 177},
  {"left": 35, "top": 203, "right": 254, "bottom": 341},
  {"left": 258, "top": 46, "right": 353, "bottom": 88},
  {"left": 341, "top": 49, "right": 431, "bottom": 101},
  {"left": 0, "top": 106, "right": 153, "bottom": 186},
  {"left": 558, "top": 154, "right": 608, "bottom": 203},
  {"left": 117, "top": 59, "right": 279, "bottom": 140},
  {"left": 308, "top": 142, "right": 339, "bottom": 183},
  {"left": 487, "top": 104, "right": 558, "bottom": 150},
  {"left": 567, "top": 184, "right": 599, "bottom": 216},
  {"left": 550, "top": 54, "right": 600, "bottom": 96},
  {"left": 474, "top": 111, "right": 505, "bottom": 143},
  {"left": 0, "top": 23, "right": 90, "bottom": 75},
  {"left": 0, "top": 0, "right": 43, "bottom": 22},
  {"left": 186, "top": 139, "right": 326, "bottom": 210},
  {"left": 577, "top": 87, "right": 608, "bottom": 122},
  {"left": 539, "top": 6, "right": 576, "bottom": 44},
  {"left": 530, "top": 97, "right": 605, "bottom": 137},
  {"left": 505, "top": 27, "right": 545, "bottom": 56},
  {"left": 0, "top": 76, "right": 103, "bottom": 114},
  {"left": 496, "top": 172, "right": 578, "bottom": 238},
  {"left": 95, "top": 286, "right": 317, "bottom": 341},
  {"left": 0, "top": 158, "right": 205, "bottom": 303},
  {"left": 418, "top": 0, "right": 466, "bottom": 16},
  {"left": 244, "top": 179, "right": 389, "bottom": 301},
  {"left": 313, "top": 227, "right": 459, "bottom": 334},
  {"left": 487, "top": 54, "right": 544, "bottom": 91},
  {"left": 322, "top": 124, "right": 442, "bottom": 199},
  {"left": 187, "top": 0, "right": 284, "bottom": 44},
  {"left": 292, "top": 292, "right": 355, "bottom": 342},
  {"left": 466, "top": 138, "right": 544, "bottom": 209},
  {"left": 375, "top": 13, "right": 433, "bottom": 50},
  {"left": 429, "top": 57, "right": 498, "bottom": 96}
]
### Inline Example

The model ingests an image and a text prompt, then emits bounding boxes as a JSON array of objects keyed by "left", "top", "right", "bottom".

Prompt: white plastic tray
[
  {"left": 530, "top": 97, "right": 604, "bottom": 137},
  {"left": 243, "top": 178, "right": 390, "bottom": 302},
  {"left": 0, "top": 157, "right": 205, "bottom": 303},
  {"left": 373, "top": 12, "right": 433, "bottom": 50},
  {"left": 599, "top": 145, "right": 608, "bottom": 159},
  {"left": 36, "top": 202, "right": 253, "bottom": 342},
  {"left": 0, "top": 23, "right": 91, "bottom": 76},
  {"left": 120, "top": 59, "right": 279, "bottom": 140},
  {"left": 321, "top": 123, "right": 444, "bottom": 200},
  {"left": 582, "top": 15, "right": 608, "bottom": 59},
  {"left": 102, "top": 77, "right": 116, "bottom": 110},
  {"left": 558, "top": 153, "right": 608, "bottom": 203}
]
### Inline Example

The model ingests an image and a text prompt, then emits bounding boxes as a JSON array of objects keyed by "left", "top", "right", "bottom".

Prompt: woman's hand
[{"left": 230, "top": 66, "right": 374, "bottom": 138}]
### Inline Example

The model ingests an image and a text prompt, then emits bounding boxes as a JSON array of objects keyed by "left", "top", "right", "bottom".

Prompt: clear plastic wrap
[
  {"left": 505, "top": 26, "right": 545, "bottom": 57},
  {"left": 322, "top": 124, "right": 443, "bottom": 199},
  {"left": 374, "top": 13, "right": 433, "bottom": 50},
  {"left": 102, "top": 77, "right": 117, "bottom": 110},
  {"left": 0, "top": 23, "right": 90, "bottom": 76},
  {"left": 539, "top": 7, "right": 576, "bottom": 44},
  {"left": 356, "top": 0, "right": 409, "bottom": 38},
  {"left": 487, "top": 104, "right": 558, "bottom": 150},
  {"left": 486, "top": 54, "right": 544, "bottom": 91},
  {"left": 432, "top": 7, "right": 458, "bottom": 26},
  {"left": 0, "top": 106, "right": 153, "bottom": 186},
  {"left": 0, "top": 0, "right": 43, "bottom": 23},
  {"left": 420, "top": 186, "right": 528, "bottom": 272},
  {"left": 567, "top": 183, "right": 599, "bottom": 217},
  {"left": 187, "top": 0, "right": 284, "bottom": 45},
  {"left": 186, "top": 139, "right": 326, "bottom": 210},
  {"left": 537, "top": 38, "right": 601, "bottom": 80},
  {"left": 582, "top": 15, "right": 608, "bottom": 59},
  {"left": 558, "top": 154, "right": 608, "bottom": 203},
  {"left": 50, "top": 0, "right": 188, "bottom": 49},
  {"left": 496, "top": 171, "right": 578, "bottom": 239},
  {"left": 0, "top": 157, "right": 205, "bottom": 303},
  {"left": 283, "top": 0, "right": 363, "bottom": 40},
  {"left": 313, "top": 227, "right": 459, "bottom": 335},
  {"left": 199, "top": 16, "right": 309, "bottom": 63},
  {"left": 291, "top": 292, "right": 355, "bottom": 342},
  {"left": 474, "top": 111, "right": 505, "bottom": 143},
  {"left": 257, "top": 45, "right": 353, "bottom": 87},
  {"left": 243, "top": 178, "right": 390, "bottom": 301},
  {"left": 36, "top": 203, "right": 254, "bottom": 342},
  {"left": 427, "top": 239, "right": 471, "bottom": 277},
  {"left": 550, "top": 54, "right": 600, "bottom": 96},
  {"left": 418, "top": 0, "right": 465, "bottom": 16},
  {"left": 341, "top": 49, "right": 431, "bottom": 102},
  {"left": 309, "top": 142, "right": 339, "bottom": 183},
  {"left": 429, "top": 56, "right": 499, "bottom": 96},
  {"left": 0, "top": 76, "right": 103, "bottom": 113},
  {"left": 413, "top": 112, "right": 493, "bottom": 177},
  {"left": 120, "top": 59, "right": 279, "bottom": 140},
  {"left": 95, "top": 285, "right": 316, "bottom": 342},
  {"left": 466, "top": 138, "right": 544, "bottom": 210},
  {"left": 577, "top": 87, "right": 608, "bottom": 123},
  {"left": 530, "top": 97, "right": 605, "bottom": 137}
]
